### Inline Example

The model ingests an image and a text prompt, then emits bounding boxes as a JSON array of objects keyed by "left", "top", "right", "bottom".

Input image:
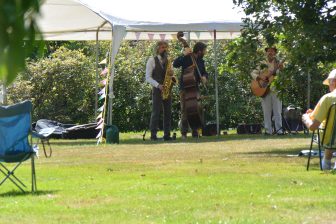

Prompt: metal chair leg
[
  {"left": 307, "top": 130, "right": 315, "bottom": 171},
  {"left": 317, "top": 129, "right": 322, "bottom": 170}
]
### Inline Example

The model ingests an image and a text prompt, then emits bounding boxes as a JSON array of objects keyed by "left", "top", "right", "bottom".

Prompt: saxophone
[{"left": 162, "top": 58, "right": 177, "bottom": 100}]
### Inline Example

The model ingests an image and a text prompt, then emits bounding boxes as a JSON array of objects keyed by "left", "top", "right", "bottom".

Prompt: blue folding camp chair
[{"left": 0, "top": 100, "right": 37, "bottom": 192}]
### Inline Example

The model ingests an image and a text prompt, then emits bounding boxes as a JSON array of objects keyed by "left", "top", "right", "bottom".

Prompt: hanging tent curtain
[{"left": 107, "top": 25, "right": 126, "bottom": 125}]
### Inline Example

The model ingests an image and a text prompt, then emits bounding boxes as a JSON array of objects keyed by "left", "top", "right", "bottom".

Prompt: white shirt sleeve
[
  {"left": 251, "top": 68, "right": 260, "bottom": 80},
  {"left": 145, "top": 57, "right": 160, "bottom": 88}
]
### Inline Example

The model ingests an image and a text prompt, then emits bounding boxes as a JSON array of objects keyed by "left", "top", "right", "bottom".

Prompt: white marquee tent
[{"left": 34, "top": 0, "right": 245, "bottom": 135}]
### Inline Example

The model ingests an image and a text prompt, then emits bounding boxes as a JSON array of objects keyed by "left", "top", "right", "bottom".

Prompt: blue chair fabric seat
[{"left": 0, "top": 100, "right": 37, "bottom": 192}]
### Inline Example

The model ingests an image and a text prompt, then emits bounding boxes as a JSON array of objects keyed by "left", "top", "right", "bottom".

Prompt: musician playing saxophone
[
  {"left": 173, "top": 42, "right": 208, "bottom": 139},
  {"left": 251, "top": 46, "right": 284, "bottom": 135},
  {"left": 145, "top": 41, "right": 176, "bottom": 141}
]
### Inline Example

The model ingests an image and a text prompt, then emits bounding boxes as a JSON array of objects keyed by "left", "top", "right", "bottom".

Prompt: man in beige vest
[{"left": 145, "top": 41, "right": 173, "bottom": 141}]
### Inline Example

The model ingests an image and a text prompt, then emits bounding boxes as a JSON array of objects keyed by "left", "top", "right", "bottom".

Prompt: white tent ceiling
[{"left": 38, "top": 0, "right": 245, "bottom": 40}]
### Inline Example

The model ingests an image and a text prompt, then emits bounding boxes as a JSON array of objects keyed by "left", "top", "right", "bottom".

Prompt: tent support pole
[
  {"left": 307, "top": 69, "right": 311, "bottom": 134},
  {"left": 307, "top": 70, "right": 311, "bottom": 110},
  {"left": 1, "top": 82, "right": 6, "bottom": 105},
  {"left": 95, "top": 29, "right": 99, "bottom": 119},
  {"left": 187, "top": 32, "right": 191, "bottom": 45},
  {"left": 214, "top": 29, "right": 220, "bottom": 137}
]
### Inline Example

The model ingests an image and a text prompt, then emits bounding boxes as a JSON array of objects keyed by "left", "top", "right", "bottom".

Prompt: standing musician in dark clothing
[
  {"left": 173, "top": 42, "right": 208, "bottom": 139},
  {"left": 145, "top": 41, "right": 173, "bottom": 141}
]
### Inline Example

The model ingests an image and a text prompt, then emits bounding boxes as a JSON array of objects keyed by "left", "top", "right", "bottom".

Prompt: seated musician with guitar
[
  {"left": 251, "top": 46, "right": 284, "bottom": 135},
  {"left": 173, "top": 41, "right": 208, "bottom": 139}
]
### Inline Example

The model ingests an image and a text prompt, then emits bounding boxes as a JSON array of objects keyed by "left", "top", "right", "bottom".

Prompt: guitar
[{"left": 250, "top": 59, "right": 284, "bottom": 97}]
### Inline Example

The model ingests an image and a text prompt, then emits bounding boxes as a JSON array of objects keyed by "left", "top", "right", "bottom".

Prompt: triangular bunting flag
[
  {"left": 135, "top": 32, "right": 141, "bottom": 40},
  {"left": 98, "top": 87, "right": 105, "bottom": 95},
  {"left": 100, "top": 79, "right": 107, "bottom": 86},
  {"left": 96, "top": 112, "right": 103, "bottom": 120},
  {"left": 99, "top": 93, "right": 106, "bottom": 101},
  {"left": 148, "top": 33, "right": 154, "bottom": 40},
  {"left": 195, "top": 32, "right": 201, "bottom": 39},
  {"left": 97, "top": 105, "right": 104, "bottom": 112},
  {"left": 96, "top": 137, "right": 102, "bottom": 145},
  {"left": 159, "top": 34, "right": 166, "bottom": 41},
  {"left": 96, "top": 130, "right": 102, "bottom": 139},
  {"left": 96, "top": 122, "right": 104, "bottom": 130},
  {"left": 97, "top": 118, "right": 104, "bottom": 125},
  {"left": 100, "top": 68, "right": 108, "bottom": 76}
]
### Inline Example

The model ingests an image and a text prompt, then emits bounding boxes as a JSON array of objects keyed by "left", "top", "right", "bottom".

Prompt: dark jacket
[{"left": 173, "top": 55, "right": 208, "bottom": 90}]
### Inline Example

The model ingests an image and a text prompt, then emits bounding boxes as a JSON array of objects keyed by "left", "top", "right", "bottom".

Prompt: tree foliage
[
  {"left": 231, "top": 0, "right": 336, "bottom": 108},
  {"left": 0, "top": 0, "right": 43, "bottom": 85},
  {"left": 7, "top": 46, "right": 95, "bottom": 123}
]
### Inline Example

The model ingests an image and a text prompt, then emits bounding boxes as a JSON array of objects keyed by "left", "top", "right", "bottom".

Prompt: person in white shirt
[
  {"left": 251, "top": 46, "right": 284, "bottom": 135},
  {"left": 145, "top": 41, "right": 174, "bottom": 141}
]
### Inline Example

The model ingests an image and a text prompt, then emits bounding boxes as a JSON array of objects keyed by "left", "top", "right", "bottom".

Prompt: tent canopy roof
[{"left": 39, "top": 0, "right": 245, "bottom": 40}]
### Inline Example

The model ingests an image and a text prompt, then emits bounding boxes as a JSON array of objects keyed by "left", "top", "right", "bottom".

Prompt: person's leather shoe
[
  {"left": 163, "top": 136, "right": 173, "bottom": 141},
  {"left": 150, "top": 135, "right": 158, "bottom": 141}
]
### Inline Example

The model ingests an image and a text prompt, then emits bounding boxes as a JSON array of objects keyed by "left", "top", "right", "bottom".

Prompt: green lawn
[{"left": 0, "top": 133, "right": 335, "bottom": 224}]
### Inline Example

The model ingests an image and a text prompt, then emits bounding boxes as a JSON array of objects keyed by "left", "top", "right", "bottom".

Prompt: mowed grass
[{"left": 0, "top": 133, "right": 335, "bottom": 224}]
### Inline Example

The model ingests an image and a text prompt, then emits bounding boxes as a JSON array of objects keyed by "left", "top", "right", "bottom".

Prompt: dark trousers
[
  {"left": 149, "top": 88, "right": 171, "bottom": 137},
  {"left": 180, "top": 91, "right": 200, "bottom": 137}
]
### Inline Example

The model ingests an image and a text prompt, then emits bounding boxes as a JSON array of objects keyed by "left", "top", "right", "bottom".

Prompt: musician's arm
[
  {"left": 145, "top": 57, "right": 160, "bottom": 88},
  {"left": 173, "top": 56, "right": 184, "bottom": 68},
  {"left": 302, "top": 97, "right": 327, "bottom": 131},
  {"left": 251, "top": 69, "right": 260, "bottom": 81},
  {"left": 200, "top": 60, "right": 208, "bottom": 79},
  {"left": 302, "top": 113, "right": 321, "bottom": 131},
  {"left": 274, "top": 59, "right": 284, "bottom": 76}
]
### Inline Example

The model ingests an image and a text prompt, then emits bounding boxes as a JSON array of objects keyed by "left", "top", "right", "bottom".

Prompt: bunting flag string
[{"left": 96, "top": 62, "right": 111, "bottom": 145}]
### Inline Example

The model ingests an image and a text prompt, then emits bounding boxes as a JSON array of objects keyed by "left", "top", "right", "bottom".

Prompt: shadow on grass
[
  {"left": 122, "top": 132, "right": 312, "bottom": 145},
  {"left": 0, "top": 189, "right": 58, "bottom": 197},
  {"left": 49, "top": 140, "right": 96, "bottom": 146},
  {"left": 47, "top": 133, "right": 312, "bottom": 146},
  {"left": 237, "top": 145, "right": 314, "bottom": 157}
]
